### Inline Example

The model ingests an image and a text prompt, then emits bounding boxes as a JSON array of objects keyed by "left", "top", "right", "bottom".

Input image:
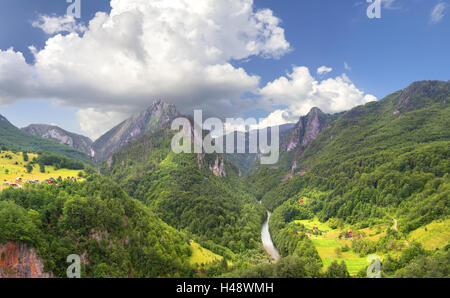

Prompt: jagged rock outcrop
[
  {"left": 22, "top": 124, "right": 93, "bottom": 157},
  {"left": 277, "top": 107, "right": 338, "bottom": 176},
  {"left": 209, "top": 155, "right": 227, "bottom": 177},
  {"left": 92, "top": 100, "right": 180, "bottom": 163},
  {"left": 0, "top": 242, "right": 52, "bottom": 278},
  {"left": 196, "top": 153, "right": 227, "bottom": 177},
  {"left": 283, "top": 107, "right": 334, "bottom": 153}
]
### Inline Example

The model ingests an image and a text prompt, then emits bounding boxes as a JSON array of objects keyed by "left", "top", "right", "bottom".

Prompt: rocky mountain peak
[
  {"left": 92, "top": 100, "right": 181, "bottom": 163},
  {"left": 283, "top": 107, "right": 330, "bottom": 152},
  {"left": 308, "top": 107, "right": 323, "bottom": 116}
]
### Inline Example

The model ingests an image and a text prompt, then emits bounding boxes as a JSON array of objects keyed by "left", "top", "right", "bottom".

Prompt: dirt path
[{"left": 393, "top": 218, "right": 398, "bottom": 231}]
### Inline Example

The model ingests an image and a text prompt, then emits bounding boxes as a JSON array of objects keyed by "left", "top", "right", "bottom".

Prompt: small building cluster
[
  {"left": 3, "top": 181, "right": 23, "bottom": 188},
  {"left": 338, "top": 230, "right": 364, "bottom": 240},
  {"left": 1, "top": 176, "right": 80, "bottom": 190},
  {"left": 305, "top": 226, "right": 328, "bottom": 237}
]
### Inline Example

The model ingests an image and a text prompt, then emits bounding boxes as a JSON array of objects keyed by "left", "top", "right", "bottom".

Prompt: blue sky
[{"left": 0, "top": 0, "right": 448, "bottom": 139}]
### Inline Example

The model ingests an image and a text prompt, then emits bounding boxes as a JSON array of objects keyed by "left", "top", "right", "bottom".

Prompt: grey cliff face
[{"left": 283, "top": 107, "right": 333, "bottom": 153}]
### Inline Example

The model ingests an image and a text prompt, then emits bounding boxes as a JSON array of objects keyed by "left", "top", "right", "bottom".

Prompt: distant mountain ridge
[
  {"left": 0, "top": 114, "right": 92, "bottom": 164},
  {"left": 224, "top": 123, "right": 296, "bottom": 175},
  {"left": 22, "top": 124, "right": 93, "bottom": 157}
]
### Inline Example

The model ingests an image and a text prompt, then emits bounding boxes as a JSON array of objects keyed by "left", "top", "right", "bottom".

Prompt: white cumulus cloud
[
  {"left": 0, "top": 48, "right": 36, "bottom": 104},
  {"left": 258, "top": 66, "right": 377, "bottom": 127},
  {"left": 0, "top": 0, "right": 291, "bottom": 139}
]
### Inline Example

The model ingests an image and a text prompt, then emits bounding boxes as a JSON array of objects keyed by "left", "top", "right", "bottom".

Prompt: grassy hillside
[
  {"left": 0, "top": 116, "right": 92, "bottom": 164},
  {"left": 0, "top": 150, "right": 83, "bottom": 184},
  {"left": 409, "top": 219, "right": 450, "bottom": 250},
  {"left": 189, "top": 241, "right": 224, "bottom": 266}
]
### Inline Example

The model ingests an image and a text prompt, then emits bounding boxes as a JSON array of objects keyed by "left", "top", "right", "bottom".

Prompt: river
[{"left": 261, "top": 210, "right": 280, "bottom": 262}]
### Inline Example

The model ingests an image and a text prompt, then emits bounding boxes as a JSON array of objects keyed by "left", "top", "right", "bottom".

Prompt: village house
[
  {"left": 347, "top": 230, "right": 354, "bottom": 239},
  {"left": 25, "top": 180, "right": 40, "bottom": 184},
  {"left": 4, "top": 182, "right": 22, "bottom": 188}
]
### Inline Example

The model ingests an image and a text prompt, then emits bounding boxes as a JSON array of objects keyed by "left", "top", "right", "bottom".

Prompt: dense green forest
[
  {"left": 99, "top": 129, "right": 267, "bottom": 255},
  {"left": 0, "top": 174, "right": 195, "bottom": 277},
  {"left": 33, "top": 152, "right": 86, "bottom": 171}
]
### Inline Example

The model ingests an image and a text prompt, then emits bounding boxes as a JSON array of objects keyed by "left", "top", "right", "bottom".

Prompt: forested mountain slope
[
  {"left": 245, "top": 80, "right": 450, "bottom": 277},
  {"left": 262, "top": 81, "right": 449, "bottom": 230},
  {"left": 99, "top": 128, "right": 267, "bottom": 256},
  {"left": 0, "top": 175, "right": 195, "bottom": 278}
]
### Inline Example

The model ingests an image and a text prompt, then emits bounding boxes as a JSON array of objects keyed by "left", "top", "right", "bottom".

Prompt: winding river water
[{"left": 261, "top": 210, "right": 280, "bottom": 261}]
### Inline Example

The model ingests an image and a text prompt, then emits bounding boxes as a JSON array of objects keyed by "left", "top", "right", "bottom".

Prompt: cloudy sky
[{"left": 0, "top": 0, "right": 449, "bottom": 139}]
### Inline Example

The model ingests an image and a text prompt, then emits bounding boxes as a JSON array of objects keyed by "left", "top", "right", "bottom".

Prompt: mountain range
[
  {"left": 2, "top": 81, "right": 448, "bottom": 174},
  {"left": 0, "top": 80, "right": 448, "bottom": 278}
]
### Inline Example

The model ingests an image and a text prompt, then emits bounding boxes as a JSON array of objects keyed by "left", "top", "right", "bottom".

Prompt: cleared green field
[
  {"left": 312, "top": 239, "right": 340, "bottom": 248},
  {"left": 295, "top": 218, "right": 373, "bottom": 275},
  {"left": 316, "top": 244, "right": 368, "bottom": 275},
  {"left": 189, "top": 241, "right": 223, "bottom": 266},
  {"left": 322, "top": 257, "right": 368, "bottom": 275},
  {"left": 296, "top": 218, "right": 333, "bottom": 232},
  {"left": 409, "top": 219, "right": 450, "bottom": 250},
  {"left": 0, "top": 151, "right": 83, "bottom": 186}
]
